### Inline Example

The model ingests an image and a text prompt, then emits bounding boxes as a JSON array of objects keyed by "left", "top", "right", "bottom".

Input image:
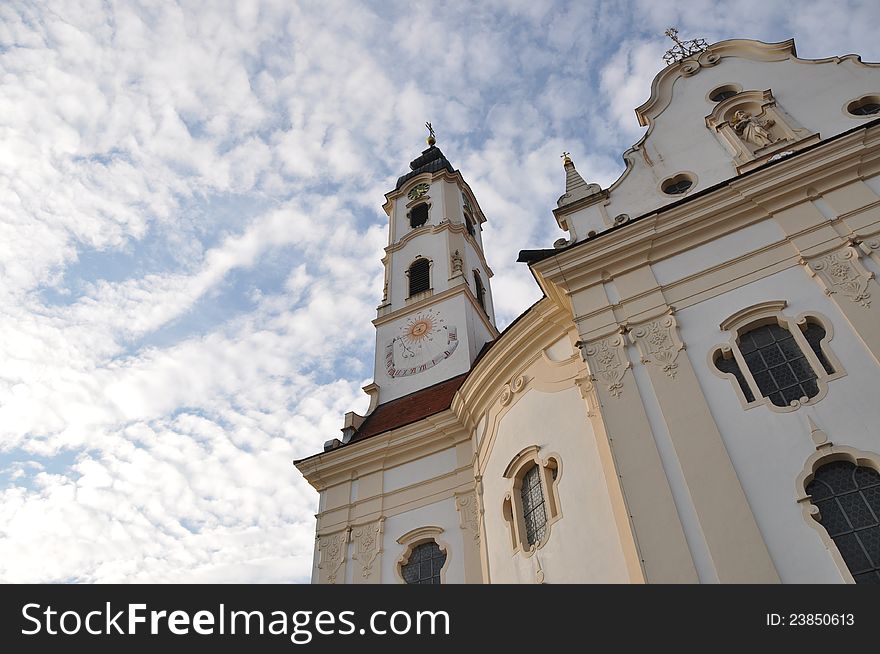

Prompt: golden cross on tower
[
  {"left": 561, "top": 151, "right": 572, "bottom": 165},
  {"left": 425, "top": 121, "right": 436, "bottom": 146}
]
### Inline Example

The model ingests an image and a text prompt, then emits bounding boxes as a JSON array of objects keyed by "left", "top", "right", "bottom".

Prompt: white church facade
[{"left": 295, "top": 37, "right": 880, "bottom": 584}]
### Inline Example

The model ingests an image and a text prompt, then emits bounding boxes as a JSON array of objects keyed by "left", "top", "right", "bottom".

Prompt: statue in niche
[{"left": 732, "top": 109, "right": 776, "bottom": 148}]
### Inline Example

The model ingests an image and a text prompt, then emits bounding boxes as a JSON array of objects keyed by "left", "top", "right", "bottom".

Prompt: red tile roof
[{"left": 350, "top": 373, "right": 468, "bottom": 443}]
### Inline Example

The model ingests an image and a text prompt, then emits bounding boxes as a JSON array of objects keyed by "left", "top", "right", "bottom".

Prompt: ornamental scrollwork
[
  {"left": 805, "top": 245, "right": 874, "bottom": 308},
  {"left": 629, "top": 314, "right": 685, "bottom": 379},
  {"left": 578, "top": 334, "right": 630, "bottom": 398},
  {"left": 317, "top": 530, "right": 348, "bottom": 584},
  {"left": 454, "top": 491, "right": 481, "bottom": 544},
  {"left": 351, "top": 519, "right": 383, "bottom": 581}
]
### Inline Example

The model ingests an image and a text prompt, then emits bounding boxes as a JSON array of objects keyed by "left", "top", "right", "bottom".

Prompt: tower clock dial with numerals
[{"left": 385, "top": 309, "right": 458, "bottom": 377}]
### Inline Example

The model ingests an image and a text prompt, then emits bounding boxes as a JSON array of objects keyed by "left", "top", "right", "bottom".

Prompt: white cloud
[{"left": 0, "top": 0, "right": 878, "bottom": 583}]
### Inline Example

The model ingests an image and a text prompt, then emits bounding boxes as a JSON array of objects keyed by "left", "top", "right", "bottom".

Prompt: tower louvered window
[
  {"left": 410, "top": 203, "right": 429, "bottom": 228},
  {"left": 807, "top": 460, "right": 880, "bottom": 583},
  {"left": 408, "top": 258, "right": 430, "bottom": 296},
  {"left": 465, "top": 213, "right": 475, "bottom": 237},
  {"left": 473, "top": 272, "right": 485, "bottom": 311}
]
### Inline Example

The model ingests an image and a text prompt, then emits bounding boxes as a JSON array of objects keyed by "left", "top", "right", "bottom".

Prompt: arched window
[
  {"left": 807, "top": 460, "right": 880, "bottom": 584},
  {"left": 738, "top": 323, "right": 818, "bottom": 407},
  {"left": 408, "top": 258, "right": 430, "bottom": 296},
  {"left": 502, "top": 447, "right": 562, "bottom": 554},
  {"left": 473, "top": 271, "right": 485, "bottom": 311},
  {"left": 711, "top": 304, "right": 843, "bottom": 412},
  {"left": 409, "top": 203, "right": 429, "bottom": 228},
  {"left": 400, "top": 541, "right": 447, "bottom": 584}
]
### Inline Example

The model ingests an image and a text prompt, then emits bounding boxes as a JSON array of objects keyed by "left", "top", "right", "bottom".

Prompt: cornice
[
  {"left": 295, "top": 408, "right": 469, "bottom": 490},
  {"left": 372, "top": 283, "right": 499, "bottom": 338},
  {"left": 384, "top": 219, "right": 495, "bottom": 276},
  {"left": 384, "top": 169, "right": 488, "bottom": 224}
]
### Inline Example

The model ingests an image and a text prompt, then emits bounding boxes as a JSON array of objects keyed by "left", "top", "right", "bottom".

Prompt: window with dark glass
[
  {"left": 520, "top": 464, "right": 547, "bottom": 547},
  {"left": 714, "top": 352, "right": 755, "bottom": 402},
  {"left": 661, "top": 175, "right": 694, "bottom": 195},
  {"left": 408, "top": 258, "right": 430, "bottom": 296},
  {"left": 710, "top": 89, "right": 738, "bottom": 102},
  {"left": 410, "top": 203, "right": 429, "bottom": 228},
  {"left": 464, "top": 213, "right": 475, "bottom": 237},
  {"left": 473, "top": 272, "right": 485, "bottom": 311},
  {"left": 738, "top": 323, "right": 818, "bottom": 407},
  {"left": 802, "top": 321, "right": 835, "bottom": 374},
  {"left": 807, "top": 460, "right": 880, "bottom": 584},
  {"left": 400, "top": 541, "right": 446, "bottom": 584},
  {"left": 848, "top": 97, "right": 880, "bottom": 116}
]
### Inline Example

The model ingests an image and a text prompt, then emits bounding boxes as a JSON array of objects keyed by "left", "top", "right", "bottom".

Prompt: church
[{"left": 294, "top": 35, "right": 880, "bottom": 584}]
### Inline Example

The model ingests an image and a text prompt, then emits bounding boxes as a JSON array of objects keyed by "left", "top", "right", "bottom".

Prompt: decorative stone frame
[
  {"left": 394, "top": 526, "right": 451, "bottom": 584},
  {"left": 795, "top": 444, "right": 880, "bottom": 584},
  {"left": 405, "top": 256, "right": 433, "bottom": 303},
  {"left": 709, "top": 301, "right": 845, "bottom": 412},
  {"left": 501, "top": 446, "right": 562, "bottom": 557},
  {"left": 843, "top": 93, "right": 880, "bottom": 119},
  {"left": 705, "top": 89, "right": 816, "bottom": 172},
  {"left": 659, "top": 171, "right": 698, "bottom": 198},
  {"left": 706, "top": 82, "right": 743, "bottom": 104}
]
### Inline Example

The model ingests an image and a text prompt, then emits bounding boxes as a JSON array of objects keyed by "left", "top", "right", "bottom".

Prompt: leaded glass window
[
  {"left": 738, "top": 323, "right": 818, "bottom": 407},
  {"left": 400, "top": 541, "right": 446, "bottom": 585},
  {"left": 807, "top": 460, "right": 880, "bottom": 584},
  {"left": 520, "top": 464, "right": 547, "bottom": 547},
  {"left": 408, "top": 258, "right": 430, "bottom": 296}
]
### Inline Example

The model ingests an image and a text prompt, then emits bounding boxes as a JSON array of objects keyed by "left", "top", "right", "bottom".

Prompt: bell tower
[{"left": 370, "top": 125, "right": 498, "bottom": 404}]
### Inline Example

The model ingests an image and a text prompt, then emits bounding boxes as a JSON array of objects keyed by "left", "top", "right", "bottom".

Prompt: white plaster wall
[
  {"left": 676, "top": 265, "right": 880, "bottom": 582},
  {"left": 383, "top": 448, "right": 457, "bottom": 494},
  {"left": 381, "top": 497, "right": 465, "bottom": 584},
  {"left": 544, "top": 335, "right": 575, "bottom": 362},
  {"left": 651, "top": 219, "right": 787, "bottom": 285},
  {"left": 481, "top": 386, "right": 630, "bottom": 583},
  {"left": 567, "top": 54, "right": 880, "bottom": 241},
  {"left": 628, "top": 350, "right": 718, "bottom": 582}
]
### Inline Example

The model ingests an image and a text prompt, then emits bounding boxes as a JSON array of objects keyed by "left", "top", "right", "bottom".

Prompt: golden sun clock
[{"left": 385, "top": 309, "right": 459, "bottom": 378}]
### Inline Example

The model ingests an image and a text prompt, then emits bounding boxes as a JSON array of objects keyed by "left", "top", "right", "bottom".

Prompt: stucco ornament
[
  {"left": 317, "top": 530, "right": 348, "bottom": 584},
  {"left": 732, "top": 110, "right": 776, "bottom": 148},
  {"left": 352, "top": 519, "right": 383, "bottom": 580},
  {"left": 579, "top": 334, "right": 630, "bottom": 398},
  {"left": 629, "top": 314, "right": 686, "bottom": 379},
  {"left": 805, "top": 245, "right": 874, "bottom": 308},
  {"left": 455, "top": 491, "right": 481, "bottom": 544}
]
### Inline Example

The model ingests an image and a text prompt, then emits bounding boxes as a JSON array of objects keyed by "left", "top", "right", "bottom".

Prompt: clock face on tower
[{"left": 385, "top": 309, "right": 459, "bottom": 378}]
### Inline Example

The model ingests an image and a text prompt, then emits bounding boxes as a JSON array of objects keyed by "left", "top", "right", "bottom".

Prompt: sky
[{"left": 1, "top": 0, "right": 879, "bottom": 584}]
